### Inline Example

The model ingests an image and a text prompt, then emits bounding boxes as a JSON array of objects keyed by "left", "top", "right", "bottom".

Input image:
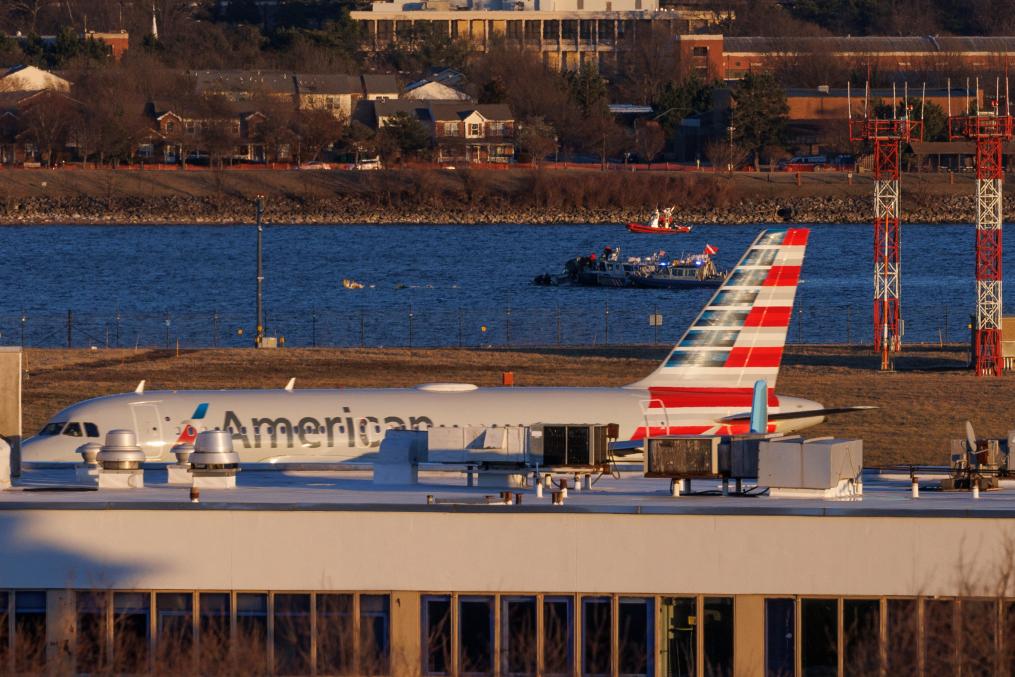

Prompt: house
[
  {"left": 372, "top": 99, "right": 434, "bottom": 128},
  {"left": 403, "top": 79, "right": 472, "bottom": 102},
  {"left": 0, "top": 89, "right": 81, "bottom": 165},
  {"left": 427, "top": 102, "right": 515, "bottom": 164},
  {"left": 143, "top": 101, "right": 270, "bottom": 164},
  {"left": 294, "top": 74, "right": 362, "bottom": 119},
  {"left": 192, "top": 70, "right": 294, "bottom": 103},
  {"left": 362, "top": 74, "right": 399, "bottom": 101},
  {"left": 0, "top": 65, "right": 71, "bottom": 93}
]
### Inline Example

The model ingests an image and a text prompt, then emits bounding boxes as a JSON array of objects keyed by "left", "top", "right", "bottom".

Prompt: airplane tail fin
[{"left": 627, "top": 227, "right": 809, "bottom": 390}]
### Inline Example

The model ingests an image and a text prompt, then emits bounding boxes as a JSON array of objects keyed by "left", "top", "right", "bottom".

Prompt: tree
[
  {"left": 378, "top": 112, "right": 429, "bottom": 163},
  {"left": 654, "top": 75, "right": 714, "bottom": 137},
  {"left": 921, "top": 100, "right": 948, "bottom": 142},
  {"left": 703, "top": 137, "right": 749, "bottom": 173},
  {"left": 293, "top": 108, "right": 344, "bottom": 163},
  {"left": 634, "top": 120, "right": 666, "bottom": 165},
  {"left": 516, "top": 116, "right": 557, "bottom": 164},
  {"left": 615, "top": 24, "right": 682, "bottom": 105},
  {"left": 17, "top": 91, "right": 80, "bottom": 165},
  {"left": 566, "top": 64, "right": 609, "bottom": 119},
  {"left": 731, "top": 72, "right": 789, "bottom": 170}
]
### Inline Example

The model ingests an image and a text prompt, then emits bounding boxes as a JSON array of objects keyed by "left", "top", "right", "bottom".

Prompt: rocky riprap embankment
[{"left": 0, "top": 193, "right": 994, "bottom": 225}]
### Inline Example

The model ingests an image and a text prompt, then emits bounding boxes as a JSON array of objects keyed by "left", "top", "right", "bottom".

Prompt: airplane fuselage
[{"left": 21, "top": 386, "right": 825, "bottom": 463}]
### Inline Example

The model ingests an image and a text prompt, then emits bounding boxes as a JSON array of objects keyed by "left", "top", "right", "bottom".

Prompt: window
[
  {"left": 317, "top": 594, "right": 354, "bottom": 675},
  {"left": 703, "top": 597, "right": 734, "bottom": 676},
  {"left": 962, "top": 600, "right": 997, "bottom": 675},
  {"left": 154, "top": 593, "right": 192, "bottom": 670},
  {"left": 843, "top": 599, "right": 879, "bottom": 676},
  {"left": 619, "top": 597, "right": 652, "bottom": 676},
  {"left": 924, "top": 599, "right": 956, "bottom": 673},
  {"left": 544, "top": 597, "right": 573, "bottom": 676},
  {"left": 84, "top": 422, "right": 100, "bottom": 437},
  {"left": 886, "top": 599, "right": 917, "bottom": 676},
  {"left": 692, "top": 46, "right": 708, "bottom": 57},
  {"left": 423, "top": 596, "right": 452, "bottom": 675},
  {"left": 502, "top": 597, "right": 536, "bottom": 675},
  {"left": 77, "top": 592, "right": 108, "bottom": 673},
  {"left": 14, "top": 591, "right": 46, "bottom": 673},
  {"left": 661, "top": 597, "right": 695, "bottom": 677},
  {"left": 765, "top": 598, "right": 794, "bottom": 677},
  {"left": 468, "top": 123, "right": 482, "bottom": 138},
  {"left": 460, "top": 597, "right": 493, "bottom": 674},
  {"left": 39, "top": 422, "right": 65, "bottom": 435},
  {"left": 112, "top": 592, "right": 149, "bottom": 673},
  {"left": 801, "top": 598, "right": 836, "bottom": 676},
  {"left": 361, "top": 595, "right": 390, "bottom": 674},
  {"left": 198, "top": 593, "right": 231, "bottom": 666},
  {"left": 236, "top": 593, "right": 268, "bottom": 657},
  {"left": 582, "top": 596, "right": 611, "bottom": 676},
  {"left": 273, "top": 594, "right": 311, "bottom": 676},
  {"left": 445, "top": 122, "right": 460, "bottom": 136},
  {"left": 63, "top": 422, "right": 83, "bottom": 437}
]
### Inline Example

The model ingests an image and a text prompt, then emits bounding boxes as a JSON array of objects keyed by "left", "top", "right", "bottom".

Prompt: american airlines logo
[{"left": 222, "top": 410, "right": 434, "bottom": 448}]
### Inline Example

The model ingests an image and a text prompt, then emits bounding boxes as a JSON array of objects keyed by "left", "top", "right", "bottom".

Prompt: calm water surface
[{"left": 0, "top": 223, "right": 999, "bottom": 346}]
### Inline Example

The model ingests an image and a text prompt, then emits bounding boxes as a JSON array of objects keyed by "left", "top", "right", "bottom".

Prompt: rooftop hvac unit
[
  {"left": 530, "top": 424, "right": 608, "bottom": 467},
  {"left": 644, "top": 436, "right": 721, "bottom": 478}
]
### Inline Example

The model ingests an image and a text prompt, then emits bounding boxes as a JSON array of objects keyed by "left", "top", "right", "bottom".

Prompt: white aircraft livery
[{"left": 23, "top": 228, "right": 844, "bottom": 464}]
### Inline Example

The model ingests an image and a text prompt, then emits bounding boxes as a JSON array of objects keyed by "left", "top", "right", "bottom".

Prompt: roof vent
[
  {"left": 167, "top": 443, "right": 195, "bottom": 485},
  {"left": 75, "top": 441, "right": 103, "bottom": 483},
  {"left": 189, "top": 430, "right": 240, "bottom": 489},
  {"left": 96, "top": 430, "right": 145, "bottom": 489}
]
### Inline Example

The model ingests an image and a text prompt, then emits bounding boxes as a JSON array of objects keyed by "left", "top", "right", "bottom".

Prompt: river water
[{"left": 0, "top": 223, "right": 1002, "bottom": 347}]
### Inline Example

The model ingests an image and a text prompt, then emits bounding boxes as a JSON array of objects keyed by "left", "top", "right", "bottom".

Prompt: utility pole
[{"left": 255, "top": 195, "right": 265, "bottom": 348}]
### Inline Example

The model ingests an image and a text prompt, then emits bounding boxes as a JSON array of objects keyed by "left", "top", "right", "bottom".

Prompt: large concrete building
[{"left": 351, "top": 1, "right": 729, "bottom": 70}]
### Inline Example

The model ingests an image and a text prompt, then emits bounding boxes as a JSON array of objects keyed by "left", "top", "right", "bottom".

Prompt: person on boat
[
  {"left": 662, "top": 206, "right": 674, "bottom": 229},
  {"left": 649, "top": 208, "right": 660, "bottom": 228}
]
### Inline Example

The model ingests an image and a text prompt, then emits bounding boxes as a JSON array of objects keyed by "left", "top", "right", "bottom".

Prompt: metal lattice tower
[
  {"left": 850, "top": 116, "right": 921, "bottom": 371},
  {"left": 950, "top": 111, "right": 1013, "bottom": 376}
]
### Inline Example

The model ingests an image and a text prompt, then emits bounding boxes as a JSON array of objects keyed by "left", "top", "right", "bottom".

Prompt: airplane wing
[{"left": 718, "top": 406, "right": 876, "bottom": 423}]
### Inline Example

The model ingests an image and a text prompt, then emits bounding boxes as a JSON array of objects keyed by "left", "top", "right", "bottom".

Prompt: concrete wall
[{"left": 0, "top": 508, "right": 1011, "bottom": 597}]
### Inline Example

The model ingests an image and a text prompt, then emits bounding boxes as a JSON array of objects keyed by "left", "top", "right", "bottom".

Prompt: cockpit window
[
  {"left": 63, "top": 422, "right": 84, "bottom": 437},
  {"left": 39, "top": 422, "right": 66, "bottom": 436},
  {"left": 84, "top": 422, "right": 99, "bottom": 438}
]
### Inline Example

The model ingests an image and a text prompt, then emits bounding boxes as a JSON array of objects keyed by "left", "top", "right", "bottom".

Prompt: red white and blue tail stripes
[{"left": 628, "top": 228, "right": 809, "bottom": 391}]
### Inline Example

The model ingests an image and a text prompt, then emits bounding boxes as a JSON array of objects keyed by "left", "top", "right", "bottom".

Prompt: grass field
[{"left": 19, "top": 344, "right": 1007, "bottom": 467}]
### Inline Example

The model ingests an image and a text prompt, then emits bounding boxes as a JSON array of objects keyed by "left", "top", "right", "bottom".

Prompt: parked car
[{"left": 354, "top": 158, "right": 382, "bottom": 170}]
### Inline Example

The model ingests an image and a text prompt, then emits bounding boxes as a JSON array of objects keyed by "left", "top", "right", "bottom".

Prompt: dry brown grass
[{"left": 20, "top": 344, "right": 1009, "bottom": 466}]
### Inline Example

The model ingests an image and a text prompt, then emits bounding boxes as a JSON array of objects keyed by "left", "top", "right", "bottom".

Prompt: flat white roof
[{"left": 6, "top": 467, "right": 1015, "bottom": 518}]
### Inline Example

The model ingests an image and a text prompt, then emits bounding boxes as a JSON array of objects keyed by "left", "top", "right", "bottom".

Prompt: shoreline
[{"left": 0, "top": 168, "right": 997, "bottom": 225}]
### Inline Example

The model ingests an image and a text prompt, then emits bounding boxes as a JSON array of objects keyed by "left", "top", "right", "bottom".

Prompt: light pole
[
  {"left": 727, "top": 125, "right": 736, "bottom": 173},
  {"left": 255, "top": 195, "right": 265, "bottom": 348}
]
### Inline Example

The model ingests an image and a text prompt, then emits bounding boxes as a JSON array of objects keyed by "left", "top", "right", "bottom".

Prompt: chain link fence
[{"left": 0, "top": 302, "right": 971, "bottom": 349}]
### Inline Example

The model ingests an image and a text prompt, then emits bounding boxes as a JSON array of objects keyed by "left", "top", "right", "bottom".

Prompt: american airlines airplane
[{"left": 23, "top": 227, "right": 846, "bottom": 464}]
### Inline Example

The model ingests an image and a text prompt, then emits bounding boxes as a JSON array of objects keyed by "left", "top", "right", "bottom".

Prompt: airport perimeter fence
[{"left": 0, "top": 302, "right": 970, "bottom": 350}]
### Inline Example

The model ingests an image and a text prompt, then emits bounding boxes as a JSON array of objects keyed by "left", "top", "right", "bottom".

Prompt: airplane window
[
  {"left": 39, "top": 422, "right": 66, "bottom": 436},
  {"left": 317, "top": 426, "right": 325, "bottom": 434},
  {"left": 241, "top": 427, "right": 248, "bottom": 435},
  {"left": 339, "top": 426, "right": 346, "bottom": 433},
  {"left": 267, "top": 428, "right": 274, "bottom": 434},
  {"left": 63, "top": 422, "right": 84, "bottom": 437},
  {"left": 84, "top": 422, "right": 100, "bottom": 438}
]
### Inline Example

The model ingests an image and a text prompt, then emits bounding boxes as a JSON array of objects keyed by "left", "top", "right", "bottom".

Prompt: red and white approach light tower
[
  {"left": 950, "top": 100, "right": 1014, "bottom": 376},
  {"left": 849, "top": 94, "right": 922, "bottom": 371}
]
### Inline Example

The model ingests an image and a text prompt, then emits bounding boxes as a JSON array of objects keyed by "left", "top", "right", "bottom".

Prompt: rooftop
[
  {"left": 725, "top": 35, "right": 1015, "bottom": 54},
  {"left": 7, "top": 466, "right": 1015, "bottom": 518}
]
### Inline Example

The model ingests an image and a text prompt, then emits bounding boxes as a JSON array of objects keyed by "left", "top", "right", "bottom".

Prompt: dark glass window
[
  {"left": 924, "top": 599, "right": 956, "bottom": 674},
  {"left": 112, "top": 592, "right": 149, "bottom": 673},
  {"left": 39, "top": 422, "right": 65, "bottom": 435},
  {"left": 460, "top": 597, "right": 493, "bottom": 674},
  {"left": 273, "top": 594, "right": 311, "bottom": 676},
  {"left": 236, "top": 593, "right": 268, "bottom": 665},
  {"left": 544, "top": 597, "right": 574, "bottom": 676},
  {"left": 704, "top": 597, "right": 734, "bottom": 676},
  {"left": 765, "top": 598, "right": 794, "bottom": 677},
  {"left": 618, "top": 597, "right": 652, "bottom": 676},
  {"left": 582, "top": 596, "right": 612, "bottom": 676},
  {"left": 14, "top": 591, "right": 46, "bottom": 673},
  {"left": 317, "top": 594, "right": 353, "bottom": 675},
  {"left": 961, "top": 599, "right": 996, "bottom": 676},
  {"left": 198, "top": 593, "right": 231, "bottom": 669},
  {"left": 801, "top": 599, "right": 837, "bottom": 676},
  {"left": 84, "top": 422, "right": 100, "bottom": 437},
  {"left": 156, "top": 593, "right": 192, "bottom": 670},
  {"left": 662, "top": 597, "right": 696, "bottom": 677},
  {"left": 502, "top": 597, "right": 536, "bottom": 675},
  {"left": 360, "top": 594, "right": 390, "bottom": 675},
  {"left": 423, "top": 596, "right": 452, "bottom": 675},
  {"left": 62, "top": 422, "right": 83, "bottom": 437},
  {"left": 843, "top": 599, "right": 880, "bottom": 676},
  {"left": 886, "top": 599, "right": 918, "bottom": 676},
  {"left": 76, "top": 592, "right": 107, "bottom": 673}
]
